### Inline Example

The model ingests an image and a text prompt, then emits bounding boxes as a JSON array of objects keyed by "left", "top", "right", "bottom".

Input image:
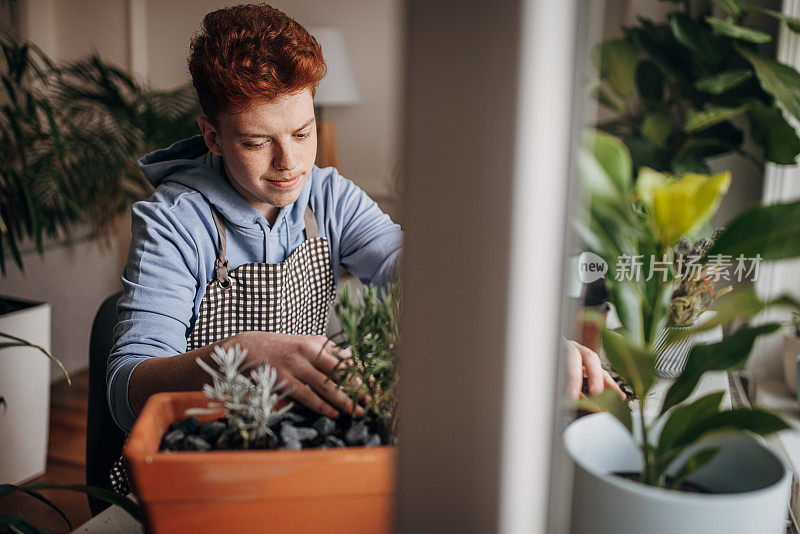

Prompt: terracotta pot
[{"left": 125, "top": 391, "right": 396, "bottom": 534}]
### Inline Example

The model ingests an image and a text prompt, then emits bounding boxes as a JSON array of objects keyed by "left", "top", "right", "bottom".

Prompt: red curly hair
[{"left": 188, "top": 4, "right": 326, "bottom": 124}]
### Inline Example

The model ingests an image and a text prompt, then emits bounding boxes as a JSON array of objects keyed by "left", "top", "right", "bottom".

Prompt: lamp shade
[{"left": 310, "top": 28, "right": 360, "bottom": 107}]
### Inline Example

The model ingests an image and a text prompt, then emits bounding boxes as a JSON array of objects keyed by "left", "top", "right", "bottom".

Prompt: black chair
[{"left": 85, "top": 291, "right": 125, "bottom": 516}]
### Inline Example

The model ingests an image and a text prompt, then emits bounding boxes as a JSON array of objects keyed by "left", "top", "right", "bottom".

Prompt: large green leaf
[
  {"left": 746, "top": 100, "right": 800, "bottom": 165},
  {"left": 576, "top": 389, "right": 633, "bottom": 433},
  {"left": 670, "top": 13, "right": 722, "bottom": 69},
  {"left": 708, "top": 199, "right": 800, "bottom": 260},
  {"left": 594, "top": 39, "right": 638, "bottom": 99},
  {"left": 605, "top": 279, "right": 646, "bottom": 348},
  {"left": 636, "top": 60, "right": 664, "bottom": 101},
  {"left": 624, "top": 134, "right": 668, "bottom": 172},
  {"left": 642, "top": 110, "right": 673, "bottom": 147},
  {"left": 681, "top": 122, "right": 744, "bottom": 162},
  {"left": 629, "top": 19, "right": 695, "bottom": 88},
  {"left": 584, "top": 130, "right": 632, "bottom": 193},
  {"left": 705, "top": 17, "right": 771, "bottom": 43},
  {"left": 694, "top": 69, "right": 752, "bottom": 94},
  {"left": 602, "top": 329, "right": 655, "bottom": 398},
  {"left": 712, "top": 0, "right": 746, "bottom": 18},
  {"left": 737, "top": 45, "right": 800, "bottom": 123},
  {"left": 658, "top": 392, "right": 724, "bottom": 447},
  {"left": 684, "top": 105, "right": 749, "bottom": 133},
  {"left": 578, "top": 148, "right": 622, "bottom": 203},
  {"left": 662, "top": 323, "right": 781, "bottom": 413},
  {"left": 667, "top": 408, "right": 790, "bottom": 453}
]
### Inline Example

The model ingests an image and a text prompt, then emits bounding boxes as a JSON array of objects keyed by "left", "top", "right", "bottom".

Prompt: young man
[
  {"left": 107, "top": 4, "right": 402, "bottom": 433},
  {"left": 108, "top": 4, "right": 620, "bottom": 435}
]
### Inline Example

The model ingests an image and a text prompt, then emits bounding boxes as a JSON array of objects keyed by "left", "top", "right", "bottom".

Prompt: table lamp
[{"left": 310, "top": 28, "right": 360, "bottom": 170}]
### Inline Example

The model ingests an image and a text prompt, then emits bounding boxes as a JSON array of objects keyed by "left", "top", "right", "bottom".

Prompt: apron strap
[
  {"left": 210, "top": 207, "right": 231, "bottom": 287},
  {"left": 304, "top": 205, "right": 320, "bottom": 239}
]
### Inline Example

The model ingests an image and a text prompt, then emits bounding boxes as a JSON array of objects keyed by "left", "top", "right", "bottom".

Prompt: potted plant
[
  {"left": 124, "top": 284, "right": 400, "bottom": 533},
  {"left": 570, "top": 131, "right": 800, "bottom": 533},
  {"left": 594, "top": 0, "right": 800, "bottom": 176}
]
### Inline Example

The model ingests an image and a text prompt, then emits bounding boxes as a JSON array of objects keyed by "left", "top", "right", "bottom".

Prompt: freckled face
[{"left": 198, "top": 88, "right": 317, "bottom": 221}]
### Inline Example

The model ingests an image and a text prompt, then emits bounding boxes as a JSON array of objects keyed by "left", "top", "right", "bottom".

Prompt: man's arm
[
  {"left": 127, "top": 331, "right": 363, "bottom": 420},
  {"left": 330, "top": 172, "right": 403, "bottom": 288}
]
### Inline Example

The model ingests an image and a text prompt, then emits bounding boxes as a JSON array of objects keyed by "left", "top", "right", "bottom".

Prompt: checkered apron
[
  {"left": 110, "top": 203, "right": 335, "bottom": 494},
  {"left": 188, "top": 204, "right": 335, "bottom": 348}
]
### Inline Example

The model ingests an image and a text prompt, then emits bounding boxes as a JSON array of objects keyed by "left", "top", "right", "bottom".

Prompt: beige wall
[{"left": 4, "top": 0, "right": 404, "bottom": 380}]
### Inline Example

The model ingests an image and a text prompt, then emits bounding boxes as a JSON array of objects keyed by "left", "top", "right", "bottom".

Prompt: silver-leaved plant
[{"left": 188, "top": 344, "right": 293, "bottom": 448}]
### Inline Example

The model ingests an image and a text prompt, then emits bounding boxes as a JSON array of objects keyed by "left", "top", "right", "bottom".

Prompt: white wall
[
  {"left": 4, "top": 0, "right": 404, "bottom": 381},
  {"left": 0, "top": 230, "right": 126, "bottom": 382}
]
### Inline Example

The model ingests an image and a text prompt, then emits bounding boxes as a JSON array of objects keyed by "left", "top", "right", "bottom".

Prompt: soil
[
  {"left": 615, "top": 471, "right": 715, "bottom": 494},
  {"left": 159, "top": 402, "right": 391, "bottom": 452}
]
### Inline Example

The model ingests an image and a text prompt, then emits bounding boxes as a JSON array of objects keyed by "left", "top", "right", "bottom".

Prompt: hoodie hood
[{"left": 137, "top": 134, "right": 311, "bottom": 230}]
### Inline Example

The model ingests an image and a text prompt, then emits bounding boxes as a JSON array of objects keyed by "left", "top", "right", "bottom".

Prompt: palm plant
[{"left": 0, "top": 31, "right": 200, "bottom": 272}]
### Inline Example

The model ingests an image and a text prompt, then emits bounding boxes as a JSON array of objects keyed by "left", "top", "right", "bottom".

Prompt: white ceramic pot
[
  {"left": 652, "top": 311, "right": 723, "bottom": 379},
  {"left": 782, "top": 333, "right": 800, "bottom": 397},
  {"left": 0, "top": 297, "right": 51, "bottom": 484},
  {"left": 565, "top": 412, "right": 791, "bottom": 534}
]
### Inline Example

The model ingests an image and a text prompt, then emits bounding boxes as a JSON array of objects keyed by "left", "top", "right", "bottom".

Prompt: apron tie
[{"left": 210, "top": 207, "right": 232, "bottom": 288}]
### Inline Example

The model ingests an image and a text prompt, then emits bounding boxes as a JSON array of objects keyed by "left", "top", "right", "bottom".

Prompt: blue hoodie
[{"left": 107, "top": 135, "right": 403, "bottom": 432}]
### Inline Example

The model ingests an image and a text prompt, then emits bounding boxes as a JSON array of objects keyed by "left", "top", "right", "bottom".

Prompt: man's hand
[
  {"left": 129, "top": 331, "right": 365, "bottom": 420},
  {"left": 236, "top": 331, "right": 365, "bottom": 419},
  {"left": 564, "top": 339, "right": 625, "bottom": 400}
]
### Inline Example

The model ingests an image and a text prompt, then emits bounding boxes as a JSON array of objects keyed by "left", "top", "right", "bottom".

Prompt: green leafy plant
[
  {"left": 328, "top": 283, "right": 400, "bottom": 437},
  {"left": 594, "top": 0, "right": 800, "bottom": 175},
  {"left": 0, "top": 31, "right": 200, "bottom": 272},
  {"left": 0, "top": 482, "right": 140, "bottom": 532},
  {"left": 578, "top": 130, "right": 800, "bottom": 489},
  {"left": 792, "top": 312, "right": 800, "bottom": 337}
]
